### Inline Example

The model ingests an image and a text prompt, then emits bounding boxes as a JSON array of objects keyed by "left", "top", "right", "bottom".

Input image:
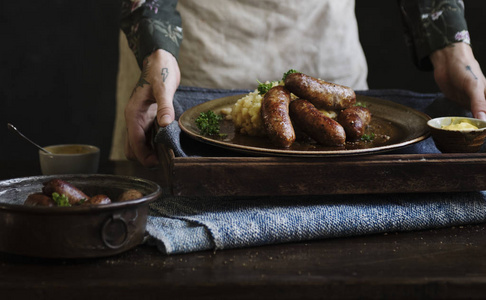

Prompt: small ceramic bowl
[
  {"left": 39, "top": 144, "right": 100, "bottom": 175},
  {"left": 427, "top": 117, "right": 486, "bottom": 153}
]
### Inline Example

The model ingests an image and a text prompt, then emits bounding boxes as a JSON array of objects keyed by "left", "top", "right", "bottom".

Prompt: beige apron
[{"left": 111, "top": 0, "right": 368, "bottom": 160}]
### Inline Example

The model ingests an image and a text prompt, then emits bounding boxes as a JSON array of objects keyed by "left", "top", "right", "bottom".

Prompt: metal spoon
[{"left": 7, "top": 123, "right": 52, "bottom": 154}]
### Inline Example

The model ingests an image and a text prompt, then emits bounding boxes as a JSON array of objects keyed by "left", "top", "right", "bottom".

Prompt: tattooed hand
[
  {"left": 431, "top": 42, "right": 486, "bottom": 121},
  {"left": 124, "top": 49, "right": 181, "bottom": 167}
]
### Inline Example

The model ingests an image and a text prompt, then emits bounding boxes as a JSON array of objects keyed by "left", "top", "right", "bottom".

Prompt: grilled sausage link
[
  {"left": 117, "top": 189, "right": 144, "bottom": 202},
  {"left": 24, "top": 193, "right": 56, "bottom": 207},
  {"left": 337, "top": 106, "right": 371, "bottom": 141},
  {"left": 42, "top": 179, "right": 89, "bottom": 205},
  {"left": 83, "top": 194, "right": 111, "bottom": 205},
  {"left": 261, "top": 86, "right": 296, "bottom": 148},
  {"left": 289, "top": 99, "right": 346, "bottom": 146},
  {"left": 284, "top": 73, "right": 356, "bottom": 110}
]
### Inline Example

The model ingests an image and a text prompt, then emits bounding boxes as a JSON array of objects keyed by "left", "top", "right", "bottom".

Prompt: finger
[
  {"left": 126, "top": 122, "right": 159, "bottom": 167},
  {"left": 464, "top": 71, "right": 486, "bottom": 121},
  {"left": 124, "top": 100, "right": 160, "bottom": 167},
  {"left": 124, "top": 129, "right": 136, "bottom": 161},
  {"left": 471, "top": 89, "right": 486, "bottom": 121}
]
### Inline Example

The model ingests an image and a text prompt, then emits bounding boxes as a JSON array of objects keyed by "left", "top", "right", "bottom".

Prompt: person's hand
[
  {"left": 430, "top": 42, "right": 486, "bottom": 121},
  {"left": 124, "top": 49, "right": 180, "bottom": 167}
]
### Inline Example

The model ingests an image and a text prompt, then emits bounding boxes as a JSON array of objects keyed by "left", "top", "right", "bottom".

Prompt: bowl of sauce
[
  {"left": 39, "top": 144, "right": 100, "bottom": 175},
  {"left": 427, "top": 117, "right": 486, "bottom": 153}
]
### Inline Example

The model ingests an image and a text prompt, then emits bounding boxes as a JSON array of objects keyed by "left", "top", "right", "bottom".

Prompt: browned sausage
[
  {"left": 337, "top": 106, "right": 371, "bottom": 141},
  {"left": 284, "top": 73, "right": 356, "bottom": 110},
  {"left": 117, "top": 189, "right": 144, "bottom": 202},
  {"left": 42, "top": 179, "right": 89, "bottom": 205},
  {"left": 289, "top": 99, "right": 346, "bottom": 146},
  {"left": 83, "top": 194, "right": 111, "bottom": 205},
  {"left": 24, "top": 193, "right": 56, "bottom": 207},
  {"left": 261, "top": 86, "right": 296, "bottom": 148}
]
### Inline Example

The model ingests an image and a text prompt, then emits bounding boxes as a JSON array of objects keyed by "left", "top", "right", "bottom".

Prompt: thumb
[
  {"left": 157, "top": 101, "right": 176, "bottom": 127},
  {"left": 147, "top": 49, "right": 180, "bottom": 127},
  {"left": 152, "top": 81, "right": 176, "bottom": 127},
  {"left": 465, "top": 76, "right": 486, "bottom": 121}
]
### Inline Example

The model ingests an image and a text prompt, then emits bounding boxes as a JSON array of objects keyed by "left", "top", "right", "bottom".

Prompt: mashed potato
[
  {"left": 231, "top": 81, "right": 282, "bottom": 136},
  {"left": 231, "top": 90, "right": 266, "bottom": 136}
]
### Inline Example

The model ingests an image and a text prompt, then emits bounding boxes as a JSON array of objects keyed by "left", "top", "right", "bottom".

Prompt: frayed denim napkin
[{"left": 148, "top": 86, "right": 486, "bottom": 255}]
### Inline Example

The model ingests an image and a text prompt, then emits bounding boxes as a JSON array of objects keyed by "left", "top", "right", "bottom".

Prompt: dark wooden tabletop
[{"left": 1, "top": 160, "right": 485, "bottom": 299}]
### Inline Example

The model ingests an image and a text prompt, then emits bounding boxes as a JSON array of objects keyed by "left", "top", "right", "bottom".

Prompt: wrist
[{"left": 430, "top": 42, "right": 473, "bottom": 67}]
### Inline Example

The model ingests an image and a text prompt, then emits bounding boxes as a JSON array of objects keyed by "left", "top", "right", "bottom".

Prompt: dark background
[
  {"left": 0, "top": 1, "right": 121, "bottom": 163},
  {"left": 356, "top": 1, "right": 486, "bottom": 93},
  {"left": 0, "top": 1, "right": 485, "bottom": 164}
]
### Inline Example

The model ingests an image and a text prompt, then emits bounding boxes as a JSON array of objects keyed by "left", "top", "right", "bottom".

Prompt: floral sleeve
[
  {"left": 120, "top": 0, "right": 183, "bottom": 69},
  {"left": 398, "top": 0, "right": 470, "bottom": 70}
]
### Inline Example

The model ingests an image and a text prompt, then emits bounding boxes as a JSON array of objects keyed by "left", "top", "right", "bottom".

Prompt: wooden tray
[{"left": 157, "top": 144, "right": 486, "bottom": 197}]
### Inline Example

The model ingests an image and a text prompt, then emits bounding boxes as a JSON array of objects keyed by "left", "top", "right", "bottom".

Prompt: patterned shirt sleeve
[
  {"left": 120, "top": 0, "right": 183, "bottom": 69},
  {"left": 398, "top": 0, "right": 470, "bottom": 70}
]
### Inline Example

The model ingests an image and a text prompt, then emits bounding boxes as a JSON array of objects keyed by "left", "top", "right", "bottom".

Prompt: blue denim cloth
[
  {"left": 147, "top": 192, "right": 486, "bottom": 254},
  {"left": 149, "top": 86, "right": 486, "bottom": 255}
]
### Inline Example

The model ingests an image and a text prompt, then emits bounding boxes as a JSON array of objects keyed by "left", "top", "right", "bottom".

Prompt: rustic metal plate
[
  {"left": 0, "top": 174, "right": 162, "bottom": 258},
  {"left": 179, "top": 94, "right": 431, "bottom": 157}
]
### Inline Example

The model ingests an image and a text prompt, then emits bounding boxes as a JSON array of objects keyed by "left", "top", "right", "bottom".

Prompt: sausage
[
  {"left": 42, "top": 179, "right": 89, "bottom": 205},
  {"left": 117, "top": 189, "right": 144, "bottom": 202},
  {"left": 337, "top": 106, "right": 371, "bottom": 141},
  {"left": 261, "top": 86, "right": 296, "bottom": 148},
  {"left": 289, "top": 99, "right": 346, "bottom": 146},
  {"left": 24, "top": 193, "right": 56, "bottom": 207},
  {"left": 83, "top": 194, "right": 111, "bottom": 205},
  {"left": 284, "top": 73, "right": 356, "bottom": 110}
]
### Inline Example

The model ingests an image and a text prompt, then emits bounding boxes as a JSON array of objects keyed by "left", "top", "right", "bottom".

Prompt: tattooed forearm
[
  {"left": 466, "top": 65, "right": 478, "bottom": 80},
  {"left": 161, "top": 68, "right": 169, "bottom": 82}
]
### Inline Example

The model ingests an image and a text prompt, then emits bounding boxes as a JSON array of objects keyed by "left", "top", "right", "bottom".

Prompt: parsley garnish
[
  {"left": 361, "top": 133, "right": 375, "bottom": 142},
  {"left": 52, "top": 192, "right": 71, "bottom": 207},
  {"left": 282, "top": 69, "right": 300, "bottom": 81},
  {"left": 257, "top": 80, "right": 274, "bottom": 95},
  {"left": 195, "top": 110, "right": 224, "bottom": 136}
]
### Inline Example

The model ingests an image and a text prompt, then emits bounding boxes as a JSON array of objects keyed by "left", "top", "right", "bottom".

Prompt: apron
[
  {"left": 111, "top": 0, "right": 368, "bottom": 160},
  {"left": 177, "top": 0, "right": 367, "bottom": 89}
]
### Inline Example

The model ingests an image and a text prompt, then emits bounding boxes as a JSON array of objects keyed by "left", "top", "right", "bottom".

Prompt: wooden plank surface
[
  {"left": 2, "top": 223, "right": 486, "bottom": 299},
  {"left": 164, "top": 150, "right": 486, "bottom": 196},
  {"left": 2, "top": 160, "right": 486, "bottom": 299}
]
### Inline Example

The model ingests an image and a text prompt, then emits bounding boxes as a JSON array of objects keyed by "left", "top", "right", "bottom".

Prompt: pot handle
[{"left": 101, "top": 214, "right": 129, "bottom": 249}]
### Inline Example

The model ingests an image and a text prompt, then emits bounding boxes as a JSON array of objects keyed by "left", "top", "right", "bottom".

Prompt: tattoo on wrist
[
  {"left": 466, "top": 65, "right": 478, "bottom": 80},
  {"left": 136, "top": 75, "right": 150, "bottom": 88},
  {"left": 161, "top": 68, "right": 169, "bottom": 82},
  {"left": 136, "top": 58, "right": 151, "bottom": 88}
]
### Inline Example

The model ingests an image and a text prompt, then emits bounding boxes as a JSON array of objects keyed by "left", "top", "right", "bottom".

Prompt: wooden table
[{"left": 1, "top": 160, "right": 485, "bottom": 299}]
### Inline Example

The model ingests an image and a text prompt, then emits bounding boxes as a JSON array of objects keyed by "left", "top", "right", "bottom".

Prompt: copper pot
[{"left": 0, "top": 174, "right": 162, "bottom": 258}]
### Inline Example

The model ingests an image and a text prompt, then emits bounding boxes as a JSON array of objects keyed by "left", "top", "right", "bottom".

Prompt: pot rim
[{"left": 0, "top": 174, "right": 163, "bottom": 215}]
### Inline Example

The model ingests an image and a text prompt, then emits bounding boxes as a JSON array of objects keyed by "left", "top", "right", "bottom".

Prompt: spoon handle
[{"left": 7, "top": 123, "right": 51, "bottom": 154}]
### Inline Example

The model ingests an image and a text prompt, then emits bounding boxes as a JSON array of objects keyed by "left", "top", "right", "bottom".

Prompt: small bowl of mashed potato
[{"left": 427, "top": 116, "right": 486, "bottom": 153}]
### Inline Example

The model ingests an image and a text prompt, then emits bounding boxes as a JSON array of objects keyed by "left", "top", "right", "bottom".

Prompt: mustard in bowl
[{"left": 427, "top": 117, "right": 486, "bottom": 153}]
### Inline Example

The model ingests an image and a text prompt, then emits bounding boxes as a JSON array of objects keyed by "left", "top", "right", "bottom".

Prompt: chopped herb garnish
[
  {"left": 257, "top": 80, "right": 274, "bottom": 95},
  {"left": 355, "top": 102, "right": 367, "bottom": 107},
  {"left": 52, "top": 192, "right": 71, "bottom": 207},
  {"left": 361, "top": 133, "right": 375, "bottom": 142},
  {"left": 282, "top": 69, "right": 300, "bottom": 81},
  {"left": 195, "top": 110, "right": 224, "bottom": 136}
]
